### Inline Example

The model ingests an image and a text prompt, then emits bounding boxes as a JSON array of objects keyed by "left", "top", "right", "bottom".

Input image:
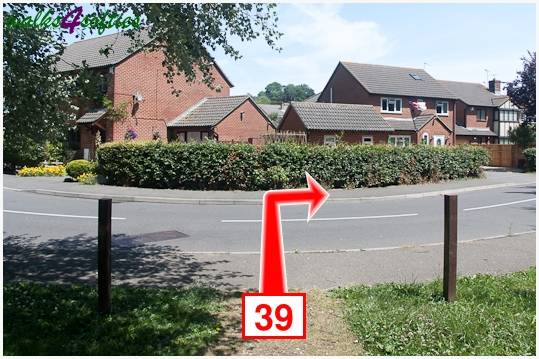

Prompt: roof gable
[
  {"left": 168, "top": 95, "right": 273, "bottom": 128},
  {"left": 340, "top": 62, "right": 456, "bottom": 99}
]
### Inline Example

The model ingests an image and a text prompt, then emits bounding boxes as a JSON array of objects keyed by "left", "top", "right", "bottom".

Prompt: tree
[
  {"left": 264, "top": 82, "right": 284, "bottom": 103},
  {"left": 3, "top": 3, "right": 281, "bottom": 169},
  {"left": 509, "top": 123, "right": 536, "bottom": 149},
  {"left": 257, "top": 82, "right": 315, "bottom": 103},
  {"left": 3, "top": 26, "right": 75, "bottom": 171},
  {"left": 506, "top": 51, "right": 536, "bottom": 123},
  {"left": 256, "top": 93, "right": 271, "bottom": 104}
]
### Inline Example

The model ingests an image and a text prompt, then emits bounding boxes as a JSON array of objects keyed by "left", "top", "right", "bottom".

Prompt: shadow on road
[{"left": 3, "top": 233, "right": 252, "bottom": 290}]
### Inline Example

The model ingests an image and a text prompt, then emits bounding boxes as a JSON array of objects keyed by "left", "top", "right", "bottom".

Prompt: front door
[{"left": 433, "top": 135, "right": 445, "bottom": 146}]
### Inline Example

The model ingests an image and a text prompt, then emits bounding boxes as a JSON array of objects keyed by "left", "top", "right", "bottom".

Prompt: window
[
  {"left": 201, "top": 132, "right": 209, "bottom": 140},
  {"left": 388, "top": 135, "right": 411, "bottom": 147},
  {"left": 421, "top": 132, "right": 429, "bottom": 144},
  {"left": 187, "top": 131, "right": 201, "bottom": 142},
  {"left": 436, "top": 101, "right": 449, "bottom": 116},
  {"left": 177, "top": 132, "right": 186, "bottom": 142},
  {"left": 240, "top": 112, "right": 245, "bottom": 121},
  {"left": 476, "top": 109, "right": 486, "bottom": 121},
  {"left": 433, "top": 135, "right": 445, "bottom": 146},
  {"left": 381, "top": 97, "right": 402, "bottom": 113},
  {"left": 410, "top": 73, "right": 422, "bottom": 80},
  {"left": 362, "top": 136, "right": 373, "bottom": 145},
  {"left": 323, "top": 135, "right": 337, "bottom": 146}
]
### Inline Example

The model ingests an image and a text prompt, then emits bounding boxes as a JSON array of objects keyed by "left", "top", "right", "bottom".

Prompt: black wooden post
[
  {"left": 443, "top": 194, "right": 458, "bottom": 302},
  {"left": 98, "top": 198, "right": 112, "bottom": 314}
]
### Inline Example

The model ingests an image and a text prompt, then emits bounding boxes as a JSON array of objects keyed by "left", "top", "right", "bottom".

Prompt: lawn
[
  {"left": 334, "top": 268, "right": 536, "bottom": 356},
  {"left": 3, "top": 282, "right": 225, "bottom": 355}
]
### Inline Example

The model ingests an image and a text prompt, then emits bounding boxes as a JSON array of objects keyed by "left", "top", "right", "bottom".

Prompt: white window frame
[
  {"left": 421, "top": 132, "right": 429, "bottom": 145},
  {"left": 436, "top": 101, "right": 449, "bottom": 116},
  {"left": 381, "top": 97, "right": 402, "bottom": 114},
  {"left": 433, "top": 135, "right": 445, "bottom": 146},
  {"left": 323, "top": 135, "right": 337, "bottom": 146},
  {"left": 388, "top": 135, "right": 411, "bottom": 147},
  {"left": 362, "top": 136, "right": 373, "bottom": 145}
]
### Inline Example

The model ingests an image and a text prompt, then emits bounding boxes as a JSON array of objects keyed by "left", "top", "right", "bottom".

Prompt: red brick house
[
  {"left": 439, "top": 79, "right": 521, "bottom": 144},
  {"left": 57, "top": 31, "right": 273, "bottom": 158},
  {"left": 280, "top": 62, "right": 459, "bottom": 146},
  {"left": 167, "top": 95, "right": 275, "bottom": 144}
]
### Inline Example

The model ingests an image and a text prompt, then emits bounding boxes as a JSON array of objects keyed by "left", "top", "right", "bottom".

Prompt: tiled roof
[
  {"left": 455, "top": 125, "right": 497, "bottom": 137},
  {"left": 168, "top": 95, "right": 270, "bottom": 127},
  {"left": 384, "top": 118, "right": 416, "bottom": 131},
  {"left": 55, "top": 30, "right": 152, "bottom": 72},
  {"left": 258, "top": 103, "right": 289, "bottom": 127},
  {"left": 286, "top": 102, "right": 394, "bottom": 131},
  {"left": 55, "top": 29, "right": 233, "bottom": 86},
  {"left": 76, "top": 108, "right": 107, "bottom": 124},
  {"left": 340, "top": 62, "right": 457, "bottom": 99},
  {"left": 303, "top": 93, "right": 320, "bottom": 102},
  {"left": 439, "top": 80, "right": 508, "bottom": 107},
  {"left": 385, "top": 115, "right": 452, "bottom": 132}
]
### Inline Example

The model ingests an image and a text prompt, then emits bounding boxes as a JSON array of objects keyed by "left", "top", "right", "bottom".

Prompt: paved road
[
  {"left": 4, "top": 179, "right": 536, "bottom": 289},
  {"left": 3, "top": 183, "right": 536, "bottom": 252}
]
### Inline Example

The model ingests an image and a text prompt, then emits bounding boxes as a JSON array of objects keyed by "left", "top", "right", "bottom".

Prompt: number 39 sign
[{"left": 242, "top": 173, "right": 329, "bottom": 340}]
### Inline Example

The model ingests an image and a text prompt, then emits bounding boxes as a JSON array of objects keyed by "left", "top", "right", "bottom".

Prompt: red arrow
[{"left": 259, "top": 172, "right": 329, "bottom": 294}]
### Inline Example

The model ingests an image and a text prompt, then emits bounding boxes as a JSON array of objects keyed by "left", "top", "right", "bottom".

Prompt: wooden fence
[{"left": 478, "top": 144, "right": 524, "bottom": 168}]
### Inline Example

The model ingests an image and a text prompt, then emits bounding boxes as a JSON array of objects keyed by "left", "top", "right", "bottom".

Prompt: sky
[{"left": 63, "top": 2, "right": 536, "bottom": 96}]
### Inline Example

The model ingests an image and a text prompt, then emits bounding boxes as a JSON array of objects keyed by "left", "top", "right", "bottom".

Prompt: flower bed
[{"left": 17, "top": 165, "right": 66, "bottom": 177}]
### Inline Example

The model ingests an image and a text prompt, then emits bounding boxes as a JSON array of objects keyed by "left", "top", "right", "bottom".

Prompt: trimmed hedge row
[
  {"left": 523, "top": 148, "right": 535, "bottom": 172},
  {"left": 97, "top": 141, "right": 490, "bottom": 190}
]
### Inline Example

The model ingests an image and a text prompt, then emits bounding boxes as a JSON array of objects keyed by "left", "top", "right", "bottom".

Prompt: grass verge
[
  {"left": 334, "top": 268, "right": 536, "bottom": 355},
  {"left": 3, "top": 281, "right": 224, "bottom": 355}
]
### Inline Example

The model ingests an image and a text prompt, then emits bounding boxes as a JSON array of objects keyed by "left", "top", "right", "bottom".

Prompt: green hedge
[
  {"left": 97, "top": 141, "right": 490, "bottom": 190},
  {"left": 66, "top": 160, "right": 97, "bottom": 179},
  {"left": 523, "top": 148, "right": 536, "bottom": 172}
]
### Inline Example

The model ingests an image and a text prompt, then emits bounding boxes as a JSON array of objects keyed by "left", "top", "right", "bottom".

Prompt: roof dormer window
[{"left": 410, "top": 73, "right": 422, "bottom": 80}]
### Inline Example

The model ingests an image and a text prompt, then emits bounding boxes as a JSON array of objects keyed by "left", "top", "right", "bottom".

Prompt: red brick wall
[
  {"left": 111, "top": 50, "right": 231, "bottom": 141},
  {"left": 464, "top": 106, "right": 494, "bottom": 129},
  {"left": 307, "top": 131, "right": 390, "bottom": 145},
  {"left": 416, "top": 118, "right": 453, "bottom": 145},
  {"left": 279, "top": 107, "right": 307, "bottom": 132},
  {"left": 214, "top": 99, "right": 275, "bottom": 143}
]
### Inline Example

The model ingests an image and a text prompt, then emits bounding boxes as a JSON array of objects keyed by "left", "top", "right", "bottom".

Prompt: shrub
[
  {"left": 523, "top": 148, "right": 536, "bottom": 172},
  {"left": 76, "top": 172, "right": 97, "bottom": 185},
  {"left": 17, "top": 165, "right": 66, "bottom": 177},
  {"left": 97, "top": 142, "right": 490, "bottom": 190},
  {"left": 66, "top": 160, "right": 96, "bottom": 179}
]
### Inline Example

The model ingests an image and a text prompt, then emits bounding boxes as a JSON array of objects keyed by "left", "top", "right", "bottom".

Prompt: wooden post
[
  {"left": 98, "top": 198, "right": 112, "bottom": 314},
  {"left": 443, "top": 194, "right": 458, "bottom": 302}
]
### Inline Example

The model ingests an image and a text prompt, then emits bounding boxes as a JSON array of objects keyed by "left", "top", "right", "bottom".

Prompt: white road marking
[
  {"left": 4, "top": 209, "right": 126, "bottom": 220},
  {"left": 222, "top": 213, "right": 418, "bottom": 223},
  {"left": 463, "top": 198, "right": 536, "bottom": 212},
  {"left": 179, "top": 231, "right": 536, "bottom": 255}
]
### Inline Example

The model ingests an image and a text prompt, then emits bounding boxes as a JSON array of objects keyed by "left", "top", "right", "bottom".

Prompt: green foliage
[
  {"left": 523, "top": 148, "right": 536, "bottom": 172},
  {"left": 3, "top": 282, "right": 224, "bottom": 355},
  {"left": 66, "top": 160, "right": 97, "bottom": 179},
  {"left": 506, "top": 51, "right": 536, "bottom": 122},
  {"left": 257, "top": 82, "right": 316, "bottom": 103},
  {"left": 334, "top": 268, "right": 536, "bottom": 355},
  {"left": 509, "top": 123, "right": 536, "bottom": 148},
  {"left": 97, "top": 142, "right": 489, "bottom": 190},
  {"left": 103, "top": 97, "right": 129, "bottom": 123},
  {"left": 76, "top": 172, "right": 97, "bottom": 185}
]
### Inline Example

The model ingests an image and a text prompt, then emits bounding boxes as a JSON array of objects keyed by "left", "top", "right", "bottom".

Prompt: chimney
[{"left": 488, "top": 79, "right": 502, "bottom": 94}]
